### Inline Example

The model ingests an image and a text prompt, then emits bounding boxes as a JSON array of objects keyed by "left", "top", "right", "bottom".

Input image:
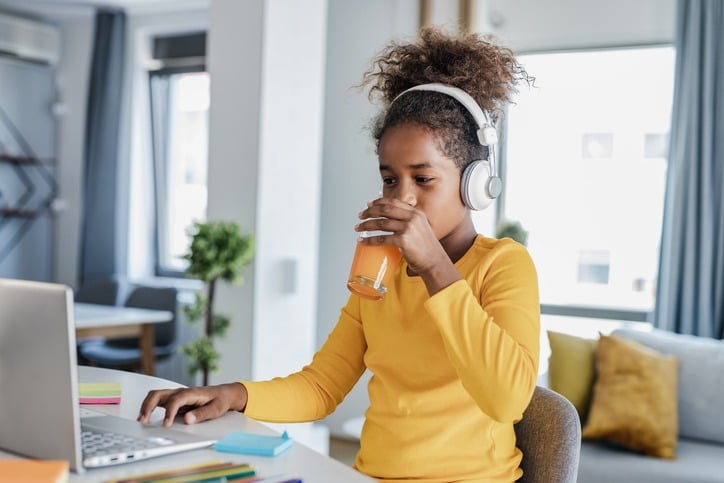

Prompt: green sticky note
[{"left": 78, "top": 382, "right": 121, "bottom": 404}]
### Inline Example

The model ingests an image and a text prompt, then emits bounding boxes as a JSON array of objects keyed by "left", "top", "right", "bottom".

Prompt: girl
[{"left": 139, "top": 27, "right": 539, "bottom": 483}]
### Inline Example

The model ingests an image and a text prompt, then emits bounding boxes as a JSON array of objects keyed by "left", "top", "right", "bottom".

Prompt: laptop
[{"left": 0, "top": 278, "right": 216, "bottom": 473}]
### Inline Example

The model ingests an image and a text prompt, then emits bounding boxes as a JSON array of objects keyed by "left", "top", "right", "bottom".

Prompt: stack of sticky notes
[
  {"left": 214, "top": 431, "right": 293, "bottom": 457},
  {"left": 105, "top": 461, "right": 255, "bottom": 483},
  {"left": 79, "top": 382, "right": 121, "bottom": 404},
  {"left": 0, "top": 459, "right": 69, "bottom": 482}
]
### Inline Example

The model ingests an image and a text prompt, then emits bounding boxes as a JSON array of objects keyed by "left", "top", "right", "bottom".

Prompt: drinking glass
[{"left": 347, "top": 230, "right": 402, "bottom": 301}]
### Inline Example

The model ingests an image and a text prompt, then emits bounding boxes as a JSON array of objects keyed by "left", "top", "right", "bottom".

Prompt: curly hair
[{"left": 362, "top": 27, "right": 532, "bottom": 169}]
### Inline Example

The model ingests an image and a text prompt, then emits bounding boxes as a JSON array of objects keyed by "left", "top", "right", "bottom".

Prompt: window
[
  {"left": 499, "top": 47, "right": 675, "bottom": 316},
  {"left": 149, "top": 32, "right": 208, "bottom": 276}
]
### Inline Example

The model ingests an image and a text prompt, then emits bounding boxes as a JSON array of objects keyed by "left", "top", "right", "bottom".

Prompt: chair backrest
[
  {"left": 74, "top": 277, "right": 124, "bottom": 305},
  {"left": 124, "top": 285, "right": 178, "bottom": 347},
  {"left": 515, "top": 386, "right": 581, "bottom": 483}
]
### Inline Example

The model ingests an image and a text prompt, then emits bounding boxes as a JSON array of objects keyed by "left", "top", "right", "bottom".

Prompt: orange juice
[{"left": 347, "top": 243, "right": 403, "bottom": 300}]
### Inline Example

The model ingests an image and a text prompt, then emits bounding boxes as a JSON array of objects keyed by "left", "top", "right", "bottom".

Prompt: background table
[
  {"left": 74, "top": 303, "right": 173, "bottom": 376},
  {"left": 68, "top": 366, "right": 373, "bottom": 482}
]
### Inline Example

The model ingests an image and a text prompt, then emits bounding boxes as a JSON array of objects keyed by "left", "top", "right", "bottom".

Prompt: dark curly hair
[{"left": 362, "top": 27, "right": 532, "bottom": 169}]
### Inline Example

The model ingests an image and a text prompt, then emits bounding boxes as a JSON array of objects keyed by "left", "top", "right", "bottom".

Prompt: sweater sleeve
[
  {"left": 240, "top": 296, "right": 367, "bottom": 423},
  {"left": 424, "top": 240, "right": 540, "bottom": 423}
]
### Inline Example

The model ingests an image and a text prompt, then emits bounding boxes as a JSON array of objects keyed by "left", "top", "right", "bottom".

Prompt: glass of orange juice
[{"left": 347, "top": 233, "right": 403, "bottom": 301}]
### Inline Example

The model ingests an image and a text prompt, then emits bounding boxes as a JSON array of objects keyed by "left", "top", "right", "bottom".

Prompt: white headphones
[{"left": 392, "top": 83, "right": 502, "bottom": 211}]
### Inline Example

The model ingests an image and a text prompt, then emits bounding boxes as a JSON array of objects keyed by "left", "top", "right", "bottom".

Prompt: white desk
[
  {"left": 75, "top": 303, "right": 173, "bottom": 376},
  {"left": 68, "top": 367, "right": 372, "bottom": 482}
]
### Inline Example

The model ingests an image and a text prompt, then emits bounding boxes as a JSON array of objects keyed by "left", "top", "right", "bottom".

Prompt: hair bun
[{"left": 363, "top": 27, "right": 532, "bottom": 117}]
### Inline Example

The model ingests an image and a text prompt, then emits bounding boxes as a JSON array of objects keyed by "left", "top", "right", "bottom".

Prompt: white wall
[
  {"left": 204, "top": 0, "right": 262, "bottom": 383},
  {"left": 252, "top": 0, "right": 327, "bottom": 381},
  {"left": 204, "top": 0, "right": 329, "bottom": 452},
  {"left": 206, "top": 0, "right": 327, "bottom": 384}
]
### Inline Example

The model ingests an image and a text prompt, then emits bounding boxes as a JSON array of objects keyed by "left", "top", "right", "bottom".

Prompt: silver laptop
[{"left": 0, "top": 278, "right": 216, "bottom": 473}]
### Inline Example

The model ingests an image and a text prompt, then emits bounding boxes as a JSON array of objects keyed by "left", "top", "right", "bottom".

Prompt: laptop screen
[{"left": 0, "top": 278, "right": 84, "bottom": 471}]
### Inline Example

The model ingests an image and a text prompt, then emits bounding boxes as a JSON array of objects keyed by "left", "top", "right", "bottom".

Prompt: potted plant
[
  {"left": 181, "top": 220, "right": 254, "bottom": 385},
  {"left": 495, "top": 219, "right": 528, "bottom": 246}
]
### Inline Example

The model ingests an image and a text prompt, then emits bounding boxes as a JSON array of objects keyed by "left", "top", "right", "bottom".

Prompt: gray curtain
[
  {"left": 79, "top": 10, "right": 127, "bottom": 283},
  {"left": 654, "top": 0, "right": 724, "bottom": 338}
]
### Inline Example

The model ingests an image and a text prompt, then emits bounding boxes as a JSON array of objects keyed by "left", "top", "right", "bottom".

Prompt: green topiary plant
[
  {"left": 181, "top": 221, "right": 254, "bottom": 385},
  {"left": 495, "top": 219, "right": 529, "bottom": 246}
]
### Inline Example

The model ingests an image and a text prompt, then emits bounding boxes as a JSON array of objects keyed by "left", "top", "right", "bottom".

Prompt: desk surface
[
  {"left": 64, "top": 367, "right": 371, "bottom": 482},
  {"left": 74, "top": 303, "right": 173, "bottom": 329}
]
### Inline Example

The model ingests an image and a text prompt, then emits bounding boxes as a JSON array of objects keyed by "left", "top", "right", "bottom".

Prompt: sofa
[{"left": 570, "top": 328, "right": 724, "bottom": 483}]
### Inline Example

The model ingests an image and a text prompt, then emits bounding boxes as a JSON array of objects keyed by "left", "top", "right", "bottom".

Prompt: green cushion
[{"left": 547, "top": 330, "right": 597, "bottom": 422}]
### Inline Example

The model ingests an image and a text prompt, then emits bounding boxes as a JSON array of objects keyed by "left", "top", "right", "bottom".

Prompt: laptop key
[{"left": 82, "top": 430, "right": 169, "bottom": 457}]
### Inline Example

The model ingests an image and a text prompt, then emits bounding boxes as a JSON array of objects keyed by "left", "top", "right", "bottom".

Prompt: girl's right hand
[{"left": 137, "top": 382, "right": 248, "bottom": 427}]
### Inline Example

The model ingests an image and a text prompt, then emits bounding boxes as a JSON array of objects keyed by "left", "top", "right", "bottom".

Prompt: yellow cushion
[
  {"left": 582, "top": 334, "right": 678, "bottom": 459},
  {"left": 547, "top": 331, "right": 597, "bottom": 421}
]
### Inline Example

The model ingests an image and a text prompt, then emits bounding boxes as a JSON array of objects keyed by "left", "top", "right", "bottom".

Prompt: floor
[{"left": 329, "top": 436, "right": 360, "bottom": 467}]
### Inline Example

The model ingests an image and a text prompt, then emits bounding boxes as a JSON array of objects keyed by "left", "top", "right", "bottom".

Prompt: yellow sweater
[{"left": 242, "top": 235, "right": 540, "bottom": 482}]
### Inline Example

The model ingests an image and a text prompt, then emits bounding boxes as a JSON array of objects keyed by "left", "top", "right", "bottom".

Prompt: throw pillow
[
  {"left": 614, "top": 328, "right": 724, "bottom": 445},
  {"left": 582, "top": 334, "right": 678, "bottom": 459},
  {"left": 546, "top": 331, "right": 597, "bottom": 422}
]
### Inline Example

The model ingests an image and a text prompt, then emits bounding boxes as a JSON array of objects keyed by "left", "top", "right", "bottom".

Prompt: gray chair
[
  {"left": 515, "top": 386, "right": 581, "bottom": 483},
  {"left": 74, "top": 276, "right": 125, "bottom": 306},
  {"left": 77, "top": 285, "right": 179, "bottom": 370}
]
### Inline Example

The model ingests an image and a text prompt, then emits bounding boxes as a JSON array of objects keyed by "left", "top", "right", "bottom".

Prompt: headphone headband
[
  {"left": 392, "top": 83, "right": 502, "bottom": 210},
  {"left": 393, "top": 83, "right": 499, "bottom": 148}
]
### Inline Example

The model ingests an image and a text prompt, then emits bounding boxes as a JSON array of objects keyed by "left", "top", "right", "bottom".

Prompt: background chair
[
  {"left": 74, "top": 276, "right": 125, "bottom": 305},
  {"left": 515, "top": 386, "right": 581, "bottom": 483},
  {"left": 78, "top": 285, "right": 179, "bottom": 371}
]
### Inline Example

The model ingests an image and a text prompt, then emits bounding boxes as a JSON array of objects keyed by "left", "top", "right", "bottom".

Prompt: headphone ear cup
[{"left": 460, "top": 160, "right": 500, "bottom": 211}]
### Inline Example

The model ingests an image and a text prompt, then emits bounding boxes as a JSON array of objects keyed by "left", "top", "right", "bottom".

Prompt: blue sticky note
[{"left": 214, "top": 430, "right": 293, "bottom": 457}]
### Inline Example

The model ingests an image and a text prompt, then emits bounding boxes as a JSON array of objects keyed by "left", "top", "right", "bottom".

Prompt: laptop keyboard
[{"left": 82, "top": 428, "right": 175, "bottom": 457}]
